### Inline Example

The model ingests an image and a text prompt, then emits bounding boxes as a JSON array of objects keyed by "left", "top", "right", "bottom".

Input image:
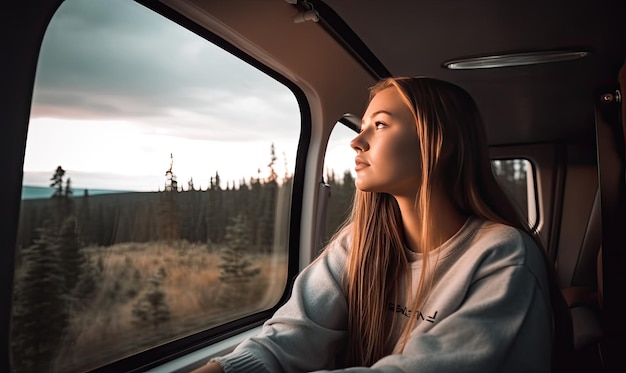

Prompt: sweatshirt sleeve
[
  {"left": 313, "top": 230, "right": 553, "bottom": 373},
  {"left": 213, "top": 232, "right": 350, "bottom": 373}
]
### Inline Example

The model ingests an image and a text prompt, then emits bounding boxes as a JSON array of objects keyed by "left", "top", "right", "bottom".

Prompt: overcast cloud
[
  {"left": 30, "top": 0, "right": 301, "bottom": 142},
  {"left": 24, "top": 0, "right": 322, "bottom": 191}
]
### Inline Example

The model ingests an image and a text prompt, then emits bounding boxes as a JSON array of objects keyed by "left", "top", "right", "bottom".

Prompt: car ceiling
[
  {"left": 161, "top": 0, "right": 625, "bottom": 147},
  {"left": 317, "top": 0, "right": 626, "bottom": 146}
]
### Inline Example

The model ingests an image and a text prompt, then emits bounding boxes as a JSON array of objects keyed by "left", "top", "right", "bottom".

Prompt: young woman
[{"left": 192, "top": 77, "right": 569, "bottom": 373}]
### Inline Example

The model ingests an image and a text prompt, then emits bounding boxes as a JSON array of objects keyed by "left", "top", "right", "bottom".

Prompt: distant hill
[{"left": 21, "top": 185, "right": 132, "bottom": 200}]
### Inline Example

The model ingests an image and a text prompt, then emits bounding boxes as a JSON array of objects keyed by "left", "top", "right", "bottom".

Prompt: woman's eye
[{"left": 375, "top": 121, "right": 386, "bottom": 129}]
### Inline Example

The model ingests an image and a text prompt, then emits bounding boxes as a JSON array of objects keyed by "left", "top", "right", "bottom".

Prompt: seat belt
[
  {"left": 594, "top": 57, "right": 625, "bottom": 373},
  {"left": 620, "top": 61, "right": 626, "bottom": 182}
]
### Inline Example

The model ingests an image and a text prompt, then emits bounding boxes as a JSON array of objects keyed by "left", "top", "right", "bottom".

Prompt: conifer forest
[{"left": 10, "top": 148, "right": 357, "bottom": 373}]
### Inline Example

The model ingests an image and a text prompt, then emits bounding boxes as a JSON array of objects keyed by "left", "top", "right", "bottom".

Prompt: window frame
[
  {"left": 5, "top": 0, "right": 311, "bottom": 372},
  {"left": 489, "top": 144, "right": 556, "bottom": 257},
  {"left": 2, "top": 3, "right": 65, "bottom": 373},
  {"left": 491, "top": 157, "right": 541, "bottom": 232}
]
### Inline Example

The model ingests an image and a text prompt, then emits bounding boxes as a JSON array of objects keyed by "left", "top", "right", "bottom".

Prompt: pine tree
[
  {"left": 256, "top": 183, "right": 276, "bottom": 252},
  {"left": 73, "top": 253, "right": 102, "bottom": 311},
  {"left": 159, "top": 153, "right": 181, "bottom": 242},
  {"left": 267, "top": 143, "right": 278, "bottom": 183},
  {"left": 164, "top": 153, "right": 178, "bottom": 192},
  {"left": 217, "top": 214, "right": 260, "bottom": 309},
  {"left": 11, "top": 227, "right": 68, "bottom": 373},
  {"left": 57, "top": 216, "right": 84, "bottom": 295},
  {"left": 131, "top": 268, "right": 170, "bottom": 329},
  {"left": 325, "top": 169, "right": 355, "bottom": 243},
  {"left": 49, "top": 166, "right": 74, "bottom": 229},
  {"left": 64, "top": 177, "right": 73, "bottom": 198},
  {"left": 214, "top": 171, "right": 221, "bottom": 191},
  {"left": 250, "top": 145, "right": 280, "bottom": 252},
  {"left": 77, "top": 189, "right": 94, "bottom": 245},
  {"left": 207, "top": 171, "right": 225, "bottom": 244},
  {"left": 50, "top": 166, "right": 65, "bottom": 198}
]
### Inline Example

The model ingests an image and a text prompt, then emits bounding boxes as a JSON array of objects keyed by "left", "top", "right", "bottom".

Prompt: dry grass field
[{"left": 53, "top": 240, "right": 288, "bottom": 372}]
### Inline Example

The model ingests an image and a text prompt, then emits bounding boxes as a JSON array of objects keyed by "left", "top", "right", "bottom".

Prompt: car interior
[{"left": 2, "top": 0, "right": 625, "bottom": 372}]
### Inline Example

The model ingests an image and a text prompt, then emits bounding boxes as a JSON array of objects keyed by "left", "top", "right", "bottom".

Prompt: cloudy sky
[{"left": 23, "top": 0, "right": 357, "bottom": 192}]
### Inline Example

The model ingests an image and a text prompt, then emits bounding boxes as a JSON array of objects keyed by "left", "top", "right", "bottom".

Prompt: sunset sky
[{"left": 23, "top": 0, "right": 356, "bottom": 192}]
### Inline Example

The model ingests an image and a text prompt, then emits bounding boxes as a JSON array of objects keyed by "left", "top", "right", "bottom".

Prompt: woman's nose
[{"left": 350, "top": 131, "right": 369, "bottom": 152}]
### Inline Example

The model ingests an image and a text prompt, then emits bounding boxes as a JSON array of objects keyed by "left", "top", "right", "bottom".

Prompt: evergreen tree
[
  {"left": 158, "top": 191, "right": 180, "bottom": 242},
  {"left": 11, "top": 227, "right": 68, "bottom": 373},
  {"left": 248, "top": 175, "right": 261, "bottom": 248},
  {"left": 256, "top": 182, "right": 277, "bottom": 252},
  {"left": 324, "top": 169, "right": 355, "bottom": 243},
  {"left": 64, "top": 177, "right": 73, "bottom": 198},
  {"left": 250, "top": 144, "right": 281, "bottom": 252},
  {"left": 57, "top": 216, "right": 84, "bottom": 295},
  {"left": 272, "top": 175, "right": 292, "bottom": 253},
  {"left": 73, "top": 253, "right": 103, "bottom": 311},
  {"left": 48, "top": 166, "right": 74, "bottom": 229},
  {"left": 217, "top": 214, "right": 260, "bottom": 308},
  {"left": 267, "top": 142, "right": 278, "bottom": 183},
  {"left": 131, "top": 268, "right": 170, "bottom": 329},
  {"left": 77, "top": 189, "right": 94, "bottom": 245},
  {"left": 214, "top": 171, "right": 221, "bottom": 191},
  {"left": 207, "top": 171, "right": 225, "bottom": 244},
  {"left": 164, "top": 153, "right": 178, "bottom": 192},
  {"left": 50, "top": 166, "right": 65, "bottom": 198}
]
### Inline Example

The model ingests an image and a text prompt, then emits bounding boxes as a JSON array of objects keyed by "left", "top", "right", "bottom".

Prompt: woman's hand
[{"left": 188, "top": 361, "right": 224, "bottom": 373}]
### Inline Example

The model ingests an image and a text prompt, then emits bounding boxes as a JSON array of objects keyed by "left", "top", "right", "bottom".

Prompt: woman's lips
[{"left": 355, "top": 156, "right": 369, "bottom": 171}]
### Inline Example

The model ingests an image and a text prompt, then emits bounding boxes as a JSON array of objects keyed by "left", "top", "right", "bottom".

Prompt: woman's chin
[{"left": 355, "top": 180, "right": 379, "bottom": 193}]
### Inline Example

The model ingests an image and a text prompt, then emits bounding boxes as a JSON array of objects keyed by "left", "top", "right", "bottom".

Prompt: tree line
[{"left": 16, "top": 148, "right": 294, "bottom": 253}]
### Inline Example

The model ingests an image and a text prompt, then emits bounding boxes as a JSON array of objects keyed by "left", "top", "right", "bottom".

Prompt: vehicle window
[
  {"left": 322, "top": 122, "right": 357, "bottom": 245},
  {"left": 491, "top": 158, "right": 538, "bottom": 228},
  {"left": 11, "top": 0, "right": 300, "bottom": 372}
]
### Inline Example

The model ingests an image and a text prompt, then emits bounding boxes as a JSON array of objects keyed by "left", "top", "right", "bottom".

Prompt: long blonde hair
[{"left": 342, "top": 77, "right": 565, "bottom": 366}]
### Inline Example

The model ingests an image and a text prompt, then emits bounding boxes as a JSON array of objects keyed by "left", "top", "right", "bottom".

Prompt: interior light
[{"left": 443, "top": 50, "right": 590, "bottom": 70}]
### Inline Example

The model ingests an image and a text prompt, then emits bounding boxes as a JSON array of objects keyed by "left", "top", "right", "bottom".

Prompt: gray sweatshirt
[{"left": 213, "top": 217, "right": 552, "bottom": 372}]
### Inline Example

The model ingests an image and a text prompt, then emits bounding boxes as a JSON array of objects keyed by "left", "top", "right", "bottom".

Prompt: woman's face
[{"left": 351, "top": 87, "right": 422, "bottom": 197}]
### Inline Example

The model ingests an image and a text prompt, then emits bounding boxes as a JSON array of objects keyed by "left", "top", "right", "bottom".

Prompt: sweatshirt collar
[{"left": 404, "top": 216, "right": 480, "bottom": 263}]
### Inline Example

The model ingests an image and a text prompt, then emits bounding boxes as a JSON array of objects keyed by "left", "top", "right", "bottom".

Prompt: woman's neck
[{"left": 394, "top": 189, "right": 467, "bottom": 254}]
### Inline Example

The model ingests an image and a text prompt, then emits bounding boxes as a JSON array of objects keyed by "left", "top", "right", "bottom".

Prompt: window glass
[
  {"left": 491, "top": 159, "right": 538, "bottom": 228},
  {"left": 322, "top": 122, "right": 357, "bottom": 245},
  {"left": 11, "top": 1, "right": 300, "bottom": 372}
]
